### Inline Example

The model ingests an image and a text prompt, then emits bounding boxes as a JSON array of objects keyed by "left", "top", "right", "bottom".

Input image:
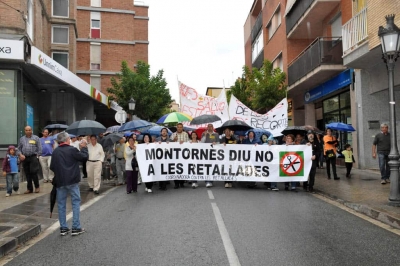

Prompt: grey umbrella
[
  {"left": 100, "top": 133, "right": 124, "bottom": 148},
  {"left": 190, "top": 114, "right": 221, "bottom": 125},
  {"left": 66, "top": 120, "right": 106, "bottom": 136}
]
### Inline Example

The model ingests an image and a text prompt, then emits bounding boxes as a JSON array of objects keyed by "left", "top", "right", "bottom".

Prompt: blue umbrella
[
  {"left": 106, "top": 125, "right": 121, "bottom": 133},
  {"left": 326, "top": 122, "right": 355, "bottom": 132},
  {"left": 245, "top": 128, "right": 272, "bottom": 141},
  {"left": 118, "top": 120, "right": 152, "bottom": 132},
  {"left": 142, "top": 125, "right": 172, "bottom": 137}
]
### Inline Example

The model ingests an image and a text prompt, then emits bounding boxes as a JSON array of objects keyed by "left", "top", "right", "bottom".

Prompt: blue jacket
[
  {"left": 242, "top": 138, "right": 260, "bottom": 145},
  {"left": 50, "top": 143, "right": 88, "bottom": 188}
]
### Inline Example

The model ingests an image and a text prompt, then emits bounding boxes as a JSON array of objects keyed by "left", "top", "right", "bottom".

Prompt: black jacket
[{"left": 50, "top": 143, "right": 88, "bottom": 188}]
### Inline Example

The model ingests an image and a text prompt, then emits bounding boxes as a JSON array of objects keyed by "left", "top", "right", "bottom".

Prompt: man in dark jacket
[
  {"left": 50, "top": 132, "right": 88, "bottom": 236},
  {"left": 242, "top": 130, "right": 259, "bottom": 188}
]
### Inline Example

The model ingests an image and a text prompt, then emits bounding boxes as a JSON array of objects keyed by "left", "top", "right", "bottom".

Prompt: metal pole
[{"left": 387, "top": 56, "right": 400, "bottom": 205}]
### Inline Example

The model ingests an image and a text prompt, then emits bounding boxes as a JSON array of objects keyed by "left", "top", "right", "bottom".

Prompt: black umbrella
[
  {"left": 66, "top": 120, "right": 106, "bottom": 136},
  {"left": 44, "top": 124, "right": 69, "bottom": 130},
  {"left": 281, "top": 125, "right": 324, "bottom": 136},
  {"left": 216, "top": 120, "right": 253, "bottom": 134},
  {"left": 50, "top": 179, "right": 57, "bottom": 218},
  {"left": 100, "top": 133, "right": 124, "bottom": 148},
  {"left": 190, "top": 114, "right": 221, "bottom": 125}
]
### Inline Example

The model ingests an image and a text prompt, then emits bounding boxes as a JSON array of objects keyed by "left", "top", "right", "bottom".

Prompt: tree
[
  {"left": 229, "top": 60, "right": 287, "bottom": 113},
  {"left": 247, "top": 60, "right": 287, "bottom": 112},
  {"left": 107, "top": 61, "right": 173, "bottom": 121}
]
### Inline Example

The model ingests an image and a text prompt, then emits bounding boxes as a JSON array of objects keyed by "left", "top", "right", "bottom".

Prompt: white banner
[
  {"left": 179, "top": 81, "right": 230, "bottom": 128},
  {"left": 228, "top": 95, "right": 288, "bottom": 137},
  {"left": 137, "top": 143, "right": 312, "bottom": 182},
  {"left": 0, "top": 39, "right": 24, "bottom": 61}
]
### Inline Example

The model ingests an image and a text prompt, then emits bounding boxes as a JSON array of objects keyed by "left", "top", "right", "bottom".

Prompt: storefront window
[
  {"left": 0, "top": 70, "right": 18, "bottom": 145},
  {"left": 323, "top": 89, "right": 352, "bottom": 150}
]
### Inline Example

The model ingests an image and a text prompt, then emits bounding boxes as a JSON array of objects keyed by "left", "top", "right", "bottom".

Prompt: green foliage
[
  {"left": 229, "top": 60, "right": 287, "bottom": 113},
  {"left": 107, "top": 61, "right": 173, "bottom": 121}
]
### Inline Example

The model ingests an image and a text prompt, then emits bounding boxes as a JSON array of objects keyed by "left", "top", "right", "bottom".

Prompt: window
[
  {"left": 331, "top": 15, "right": 342, "bottom": 38},
  {"left": 90, "top": 75, "right": 101, "bottom": 91},
  {"left": 52, "top": 52, "right": 69, "bottom": 69},
  {"left": 52, "top": 25, "right": 69, "bottom": 44},
  {"left": 90, "top": 43, "right": 101, "bottom": 70},
  {"left": 26, "top": 0, "right": 33, "bottom": 40},
  {"left": 272, "top": 53, "right": 283, "bottom": 71},
  {"left": 0, "top": 70, "right": 17, "bottom": 145},
  {"left": 251, "top": 30, "right": 263, "bottom": 63},
  {"left": 52, "top": 0, "right": 69, "bottom": 17},
  {"left": 91, "top": 0, "right": 101, "bottom": 7},
  {"left": 267, "top": 5, "right": 281, "bottom": 39},
  {"left": 91, "top": 12, "right": 101, "bottom": 38}
]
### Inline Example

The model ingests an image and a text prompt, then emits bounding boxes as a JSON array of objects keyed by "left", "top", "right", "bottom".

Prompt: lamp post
[
  {"left": 128, "top": 98, "right": 136, "bottom": 121},
  {"left": 378, "top": 14, "right": 400, "bottom": 205}
]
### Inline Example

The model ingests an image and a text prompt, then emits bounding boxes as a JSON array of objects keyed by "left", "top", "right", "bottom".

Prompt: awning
[
  {"left": 29, "top": 46, "right": 122, "bottom": 111},
  {"left": 284, "top": 0, "right": 297, "bottom": 17}
]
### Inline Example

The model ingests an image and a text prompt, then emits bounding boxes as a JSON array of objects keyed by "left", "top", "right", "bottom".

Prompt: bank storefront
[
  {"left": 0, "top": 39, "right": 119, "bottom": 156},
  {"left": 304, "top": 69, "right": 354, "bottom": 150}
]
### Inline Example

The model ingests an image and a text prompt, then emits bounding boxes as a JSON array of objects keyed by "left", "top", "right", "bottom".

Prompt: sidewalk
[
  {"left": 313, "top": 166, "right": 400, "bottom": 229},
  {"left": 0, "top": 177, "right": 116, "bottom": 258}
]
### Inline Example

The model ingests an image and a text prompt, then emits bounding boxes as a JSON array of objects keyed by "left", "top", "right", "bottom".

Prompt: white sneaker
[
  {"left": 16, "top": 190, "right": 20, "bottom": 195},
  {"left": 272, "top": 187, "right": 279, "bottom": 191},
  {"left": 381, "top": 180, "right": 386, "bottom": 184},
  {"left": 148, "top": 189, "right": 152, "bottom": 193},
  {"left": 6, "top": 193, "right": 10, "bottom": 197},
  {"left": 145, "top": 188, "right": 148, "bottom": 192},
  {"left": 386, "top": 178, "right": 391, "bottom": 183},
  {"left": 229, "top": 183, "right": 233, "bottom": 188},
  {"left": 206, "top": 182, "right": 212, "bottom": 188},
  {"left": 225, "top": 183, "right": 229, "bottom": 188},
  {"left": 192, "top": 183, "right": 198, "bottom": 189}
]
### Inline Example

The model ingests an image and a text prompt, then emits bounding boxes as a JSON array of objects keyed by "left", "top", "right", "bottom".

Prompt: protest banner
[
  {"left": 136, "top": 143, "right": 312, "bottom": 182},
  {"left": 179, "top": 81, "right": 230, "bottom": 128},
  {"left": 228, "top": 95, "right": 288, "bottom": 136}
]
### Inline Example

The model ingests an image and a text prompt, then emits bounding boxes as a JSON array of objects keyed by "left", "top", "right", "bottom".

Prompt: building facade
[
  {"left": 0, "top": 0, "right": 148, "bottom": 156},
  {"left": 244, "top": 0, "right": 400, "bottom": 169}
]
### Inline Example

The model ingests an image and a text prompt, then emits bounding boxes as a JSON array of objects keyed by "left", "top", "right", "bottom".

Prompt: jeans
[
  {"left": 57, "top": 183, "right": 81, "bottom": 230},
  {"left": 378, "top": 153, "right": 390, "bottom": 179},
  {"left": 325, "top": 156, "right": 337, "bottom": 179},
  {"left": 115, "top": 158, "right": 125, "bottom": 184},
  {"left": 6, "top": 173, "right": 19, "bottom": 194}
]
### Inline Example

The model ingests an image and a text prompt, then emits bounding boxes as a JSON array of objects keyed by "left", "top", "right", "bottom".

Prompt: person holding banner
[
  {"left": 190, "top": 132, "right": 200, "bottom": 189},
  {"left": 243, "top": 130, "right": 259, "bottom": 189},
  {"left": 283, "top": 134, "right": 298, "bottom": 192},
  {"left": 170, "top": 123, "right": 189, "bottom": 189},
  {"left": 141, "top": 134, "right": 153, "bottom": 193},
  {"left": 261, "top": 134, "right": 279, "bottom": 191},
  {"left": 125, "top": 136, "right": 138, "bottom": 194},
  {"left": 220, "top": 128, "right": 237, "bottom": 188},
  {"left": 201, "top": 124, "right": 219, "bottom": 188},
  {"left": 303, "top": 131, "right": 320, "bottom": 193},
  {"left": 156, "top": 128, "right": 170, "bottom": 190}
]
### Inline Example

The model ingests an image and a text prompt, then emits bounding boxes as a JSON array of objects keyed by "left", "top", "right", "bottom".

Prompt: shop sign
[
  {"left": 304, "top": 69, "right": 353, "bottom": 104},
  {"left": 0, "top": 39, "right": 24, "bottom": 60}
]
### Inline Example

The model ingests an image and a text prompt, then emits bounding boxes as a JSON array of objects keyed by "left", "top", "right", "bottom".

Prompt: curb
[
  {"left": 315, "top": 190, "right": 400, "bottom": 230},
  {"left": 0, "top": 224, "right": 41, "bottom": 258}
]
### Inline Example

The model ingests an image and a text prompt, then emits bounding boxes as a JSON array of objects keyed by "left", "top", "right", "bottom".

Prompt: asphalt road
[{"left": 4, "top": 182, "right": 400, "bottom": 266}]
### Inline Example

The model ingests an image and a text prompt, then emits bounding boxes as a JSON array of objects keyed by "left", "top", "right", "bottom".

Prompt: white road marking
[
  {"left": 211, "top": 202, "right": 241, "bottom": 266},
  {"left": 0, "top": 186, "right": 119, "bottom": 264},
  {"left": 313, "top": 194, "right": 400, "bottom": 236},
  {"left": 207, "top": 190, "right": 215, "bottom": 200}
]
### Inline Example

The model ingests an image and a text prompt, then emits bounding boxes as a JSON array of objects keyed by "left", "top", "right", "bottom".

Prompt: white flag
[{"left": 228, "top": 95, "right": 288, "bottom": 136}]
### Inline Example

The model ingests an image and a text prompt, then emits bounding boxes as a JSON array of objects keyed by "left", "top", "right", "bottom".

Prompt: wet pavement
[
  {"left": 0, "top": 178, "right": 116, "bottom": 257},
  {"left": 1, "top": 165, "right": 400, "bottom": 258}
]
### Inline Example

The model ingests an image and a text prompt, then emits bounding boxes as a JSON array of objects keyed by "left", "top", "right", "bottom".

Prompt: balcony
[
  {"left": 288, "top": 37, "right": 345, "bottom": 92},
  {"left": 251, "top": 12, "right": 263, "bottom": 43},
  {"left": 342, "top": 7, "right": 368, "bottom": 55},
  {"left": 285, "top": 0, "right": 340, "bottom": 39}
]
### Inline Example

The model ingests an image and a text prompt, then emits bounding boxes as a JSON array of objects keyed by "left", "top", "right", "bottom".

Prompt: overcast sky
[{"left": 147, "top": 0, "right": 254, "bottom": 102}]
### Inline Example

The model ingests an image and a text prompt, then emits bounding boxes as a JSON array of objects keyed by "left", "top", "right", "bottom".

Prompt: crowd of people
[{"left": 1, "top": 122, "right": 366, "bottom": 236}]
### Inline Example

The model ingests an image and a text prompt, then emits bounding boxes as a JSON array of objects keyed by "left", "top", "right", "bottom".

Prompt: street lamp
[
  {"left": 378, "top": 14, "right": 400, "bottom": 205},
  {"left": 128, "top": 98, "right": 136, "bottom": 121}
]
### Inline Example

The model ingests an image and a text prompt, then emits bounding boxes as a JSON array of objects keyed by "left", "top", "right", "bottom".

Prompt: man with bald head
[{"left": 18, "top": 126, "right": 42, "bottom": 193}]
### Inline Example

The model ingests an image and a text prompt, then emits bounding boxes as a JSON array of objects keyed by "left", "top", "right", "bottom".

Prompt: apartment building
[
  {"left": 0, "top": 0, "right": 148, "bottom": 154},
  {"left": 244, "top": 0, "right": 400, "bottom": 169}
]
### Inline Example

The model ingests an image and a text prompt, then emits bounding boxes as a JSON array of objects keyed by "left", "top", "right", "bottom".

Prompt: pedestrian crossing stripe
[{"left": 279, "top": 151, "right": 304, "bottom": 176}]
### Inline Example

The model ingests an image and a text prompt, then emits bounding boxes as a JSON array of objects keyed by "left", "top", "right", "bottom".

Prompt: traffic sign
[{"left": 115, "top": 110, "right": 127, "bottom": 124}]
